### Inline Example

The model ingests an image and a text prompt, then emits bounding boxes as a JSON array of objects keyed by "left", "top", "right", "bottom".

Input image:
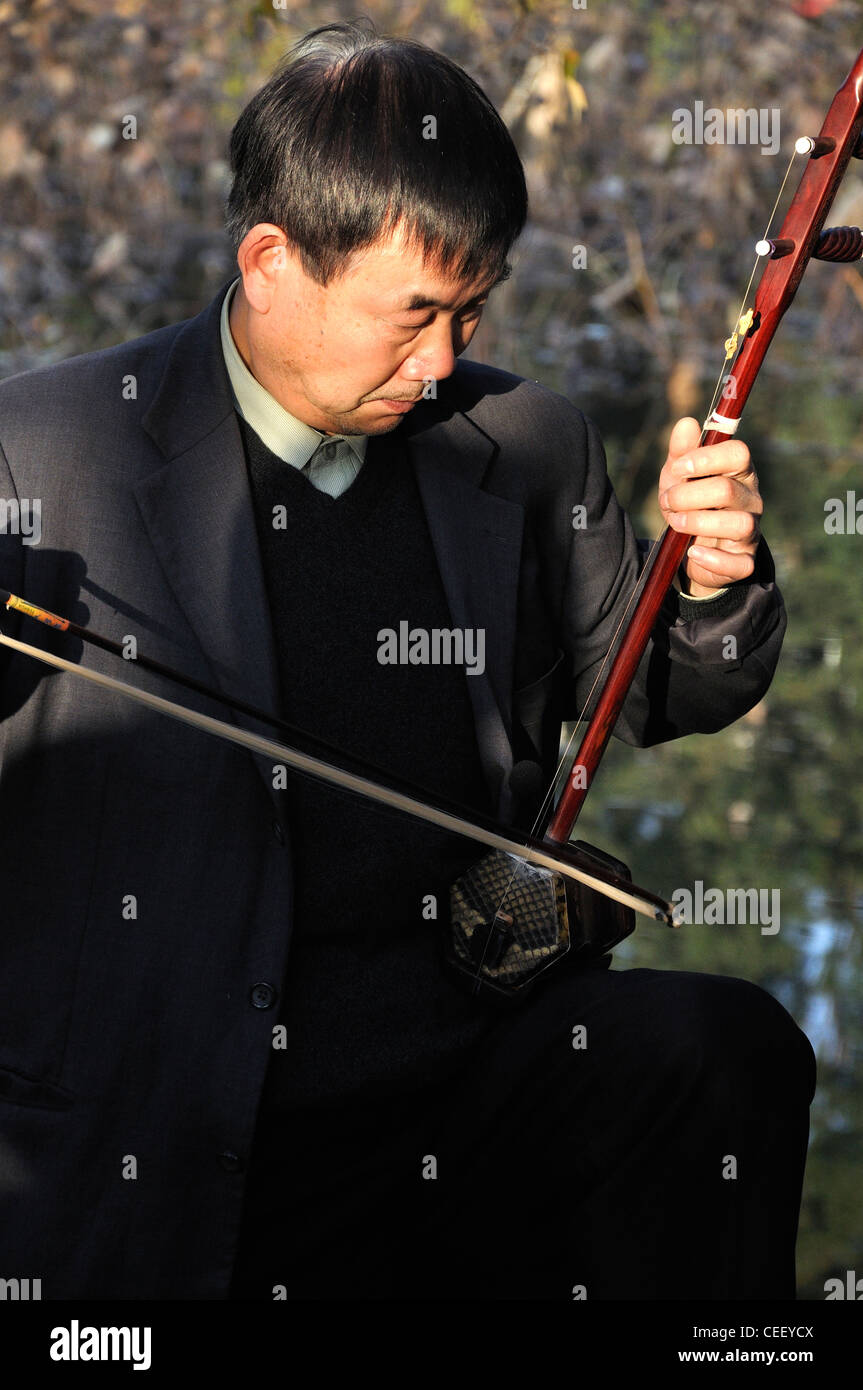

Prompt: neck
[
  {"left": 228, "top": 279, "right": 336, "bottom": 436},
  {"left": 228, "top": 279, "right": 254, "bottom": 376}
]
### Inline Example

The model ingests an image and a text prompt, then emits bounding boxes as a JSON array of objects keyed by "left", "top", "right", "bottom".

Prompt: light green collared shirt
[{"left": 220, "top": 276, "right": 367, "bottom": 499}]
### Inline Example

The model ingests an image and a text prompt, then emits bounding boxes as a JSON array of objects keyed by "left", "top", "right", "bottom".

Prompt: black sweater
[{"left": 239, "top": 415, "right": 500, "bottom": 1107}]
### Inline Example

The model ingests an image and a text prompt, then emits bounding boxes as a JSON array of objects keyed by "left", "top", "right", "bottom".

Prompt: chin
[{"left": 365, "top": 416, "right": 406, "bottom": 435}]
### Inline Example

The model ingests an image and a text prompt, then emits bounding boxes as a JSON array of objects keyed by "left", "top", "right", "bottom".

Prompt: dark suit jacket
[{"left": 0, "top": 279, "right": 785, "bottom": 1297}]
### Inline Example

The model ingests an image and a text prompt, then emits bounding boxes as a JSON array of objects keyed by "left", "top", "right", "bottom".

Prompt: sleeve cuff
[{"left": 676, "top": 583, "right": 749, "bottom": 621}]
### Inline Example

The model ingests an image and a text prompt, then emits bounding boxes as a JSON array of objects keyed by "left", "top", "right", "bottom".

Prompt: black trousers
[{"left": 227, "top": 964, "right": 816, "bottom": 1300}]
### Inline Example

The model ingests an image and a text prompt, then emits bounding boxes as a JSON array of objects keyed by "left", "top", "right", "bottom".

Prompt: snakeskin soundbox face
[{"left": 448, "top": 850, "right": 570, "bottom": 997}]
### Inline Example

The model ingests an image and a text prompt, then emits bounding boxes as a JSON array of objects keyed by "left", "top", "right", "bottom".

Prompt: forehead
[{"left": 339, "top": 227, "right": 500, "bottom": 306}]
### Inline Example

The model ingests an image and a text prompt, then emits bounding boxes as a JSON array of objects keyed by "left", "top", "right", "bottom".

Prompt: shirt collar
[{"left": 219, "top": 277, "right": 368, "bottom": 470}]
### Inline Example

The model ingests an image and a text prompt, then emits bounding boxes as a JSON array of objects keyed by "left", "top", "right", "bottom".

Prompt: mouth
[{"left": 373, "top": 397, "right": 421, "bottom": 413}]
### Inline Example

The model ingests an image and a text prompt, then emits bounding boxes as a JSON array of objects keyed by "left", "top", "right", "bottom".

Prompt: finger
[
  {"left": 665, "top": 508, "right": 761, "bottom": 542},
  {"left": 665, "top": 438, "right": 753, "bottom": 480},
  {"left": 695, "top": 535, "right": 759, "bottom": 555},
  {"left": 686, "top": 545, "right": 756, "bottom": 585},
  {"left": 659, "top": 476, "right": 763, "bottom": 514}
]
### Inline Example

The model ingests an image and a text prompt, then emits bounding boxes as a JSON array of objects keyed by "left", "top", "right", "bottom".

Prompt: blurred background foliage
[{"left": 1, "top": 0, "right": 861, "bottom": 1300}]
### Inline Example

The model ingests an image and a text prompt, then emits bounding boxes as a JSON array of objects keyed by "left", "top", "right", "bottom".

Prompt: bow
[{"left": 0, "top": 592, "right": 673, "bottom": 927}]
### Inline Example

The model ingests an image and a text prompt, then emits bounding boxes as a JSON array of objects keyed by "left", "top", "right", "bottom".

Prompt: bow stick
[
  {"left": 0, "top": 595, "right": 675, "bottom": 925},
  {"left": 544, "top": 44, "right": 863, "bottom": 844}
]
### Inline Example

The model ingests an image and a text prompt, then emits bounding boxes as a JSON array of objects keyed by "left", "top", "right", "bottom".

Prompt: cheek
[
  {"left": 317, "top": 323, "right": 400, "bottom": 373},
  {"left": 342, "top": 331, "right": 408, "bottom": 388}
]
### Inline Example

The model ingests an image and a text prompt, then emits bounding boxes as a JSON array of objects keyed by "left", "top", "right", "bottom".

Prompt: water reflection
[{"left": 800, "top": 909, "right": 844, "bottom": 1057}]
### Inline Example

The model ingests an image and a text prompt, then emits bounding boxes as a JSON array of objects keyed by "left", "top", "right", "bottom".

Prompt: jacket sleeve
[
  {"left": 560, "top": 412, "right": 786, "bottom": 746},
  {"left": 0, "top": 437, "right": 25, "bottom": 706}
]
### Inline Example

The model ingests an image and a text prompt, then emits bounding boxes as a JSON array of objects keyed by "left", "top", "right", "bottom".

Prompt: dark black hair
[{"left": 224, "top": 18, "right": 528, "bottom": 286}]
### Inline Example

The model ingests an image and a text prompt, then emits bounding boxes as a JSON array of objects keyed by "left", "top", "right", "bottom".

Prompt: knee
[{"left": 670, "top": 972, "right": 816, "bottom": 1105}]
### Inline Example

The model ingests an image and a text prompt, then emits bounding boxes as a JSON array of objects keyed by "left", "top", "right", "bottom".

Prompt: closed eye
[
  {"left": 391, "top": 315, "right": 434, "bottom": 331},
  {"left": 390, "top": 302, "right": 487, "bottom": 332}
]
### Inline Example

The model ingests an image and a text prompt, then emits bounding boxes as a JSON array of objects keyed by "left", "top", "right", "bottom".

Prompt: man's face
[{"left": 236, "top": 222, "right": 503, "bottom": 436}]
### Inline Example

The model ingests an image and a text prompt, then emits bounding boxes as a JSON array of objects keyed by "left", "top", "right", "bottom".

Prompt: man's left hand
[{"left": 657, "top": 415, "right": 763, "bottom": 598}]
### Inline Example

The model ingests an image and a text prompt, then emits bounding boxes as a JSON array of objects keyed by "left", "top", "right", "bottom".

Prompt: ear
[{"left": 236, "top": 223, "right": 297, "bottom": 312}]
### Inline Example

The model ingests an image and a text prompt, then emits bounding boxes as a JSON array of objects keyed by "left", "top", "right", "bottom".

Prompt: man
[{"left": 0, "top": 21, "right": 813, "bottom": 1300}]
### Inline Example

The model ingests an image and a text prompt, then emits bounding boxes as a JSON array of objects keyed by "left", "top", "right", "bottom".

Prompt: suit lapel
[
  {"left": 406, "top": 408, "right": 524, "bottom": 820},
  {"left": 135, "top": 282, "right": 283, "bottom": 809}
]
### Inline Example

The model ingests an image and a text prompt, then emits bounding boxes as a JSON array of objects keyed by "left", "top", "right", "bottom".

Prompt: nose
[{"left": 401, "top": 321, "right": 458, "bottom": 384}]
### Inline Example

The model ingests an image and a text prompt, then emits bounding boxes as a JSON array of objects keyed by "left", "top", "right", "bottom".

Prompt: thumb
[{"left": 666, "top": 416, "right": 702, "bottom": 462}]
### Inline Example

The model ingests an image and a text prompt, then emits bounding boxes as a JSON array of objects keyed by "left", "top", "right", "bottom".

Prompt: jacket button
[
  {"left": 219, "top": 1151, "right": 243, "bottom": 1174},
  {"left": 272, "top": 820, "right": 285, "bottom": 845},
  {"left": 250, "top": 982, "right": 277, "bottom": 1010}
]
